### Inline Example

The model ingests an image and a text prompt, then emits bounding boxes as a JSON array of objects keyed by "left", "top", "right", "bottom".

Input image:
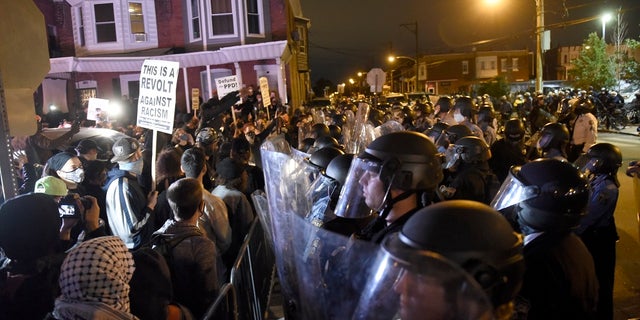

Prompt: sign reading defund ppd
[{"left": 137, "top": 60, "right": 179, "bottom": 134}]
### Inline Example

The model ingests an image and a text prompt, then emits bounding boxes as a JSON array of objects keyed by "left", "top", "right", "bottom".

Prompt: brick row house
[{"left": 35, "top": 0, "right": 310, "bottom": 122}]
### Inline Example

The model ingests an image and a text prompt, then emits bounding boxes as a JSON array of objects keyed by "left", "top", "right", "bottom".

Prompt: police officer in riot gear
[
  {"left": 492, "top": 159, "right": 598, "bottom": 319},
  {"left": 355, "top": 200, "right": 525, "bottom": 320},
  {"left": 536, "top": 122, "right": 570, "bottom": 161},
  {"left": 577, "top": 143, "right": 622, "bottom": 320},
  {"left": 439, "top": 136, "right": 496, "bottom": 204},
  {"left": 335, "top": 131, "right": 443, "bottom": 243},
  {"left": 489, "top": 119, "right": 529, "bottom": 183}
]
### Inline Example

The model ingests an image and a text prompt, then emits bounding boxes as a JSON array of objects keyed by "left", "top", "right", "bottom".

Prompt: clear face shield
[
  {"left": 333, "top": 157, "right": 382, "bottom": 219},
  {"left": 352, "top": 233, "right": 493, "bottom": 320},
  {"left": 490, "top": 167, "right": 540, "bottom": 211},
  {"left": 443, "top": 144, "right": 463, "bottom": 169},
  {"left": 305, "top": 174, "right": 340, "bottom": 224}
]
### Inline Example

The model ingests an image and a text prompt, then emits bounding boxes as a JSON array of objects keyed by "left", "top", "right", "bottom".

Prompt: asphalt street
[{"left": 597, "top": 127, "right": 640, "bottom": 320}]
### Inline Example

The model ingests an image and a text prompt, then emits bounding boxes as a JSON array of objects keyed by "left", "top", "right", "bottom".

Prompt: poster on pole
[
  {"left": 87, "top": 97, "right": 108, "bottom": 121},
  {"left": 215, "top": 75, "right": 240, "bottom": 99},
  {"left": 259, "top": 76, "right": 271, "bottom": 108},
  {"left": 136, "top": 59, "right": 179, "bottom": 134}
]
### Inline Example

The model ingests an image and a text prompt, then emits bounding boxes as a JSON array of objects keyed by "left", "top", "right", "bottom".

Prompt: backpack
[{"left": 130, "top": 232, "right": 200, "bottom": 320}]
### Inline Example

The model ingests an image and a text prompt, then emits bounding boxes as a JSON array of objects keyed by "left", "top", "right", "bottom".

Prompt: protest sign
[
  {"left": 136, "top": 59, "right": 179, "bottom": 134},
  {"left": 215, "top": 75, "right": 240, "bottom": 99}
]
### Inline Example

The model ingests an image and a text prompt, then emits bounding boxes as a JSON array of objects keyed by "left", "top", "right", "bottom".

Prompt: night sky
[{"left": 303, "top": 0, "right": 640, "bottom": 84}]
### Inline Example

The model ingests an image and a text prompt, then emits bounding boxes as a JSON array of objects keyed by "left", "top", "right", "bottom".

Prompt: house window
[
  {"left": 501, "top": 58, "right": 507, "bottom": 72},
  {"left": 490, "top": 60, "right": 496, "bottom": 70},
  {"left": 246, "top": 0, "right": 261, "bottom": 34},
  {"left": 129, "top": 2, "right": 145, "bottom": 38},
  {"left": 77, "top": 7, "right": 85, "bottom": 46},
  {"left": 190, "top": 0, "right": 201, "bottom": 39},
  {"left": 210, "top": 0, "right": 234, "bottom": 35},
  {"left": 297, "top": 25, "right": 306, "bottom": 54},
  {"left": 462, "top": 60, "right": 469, "bottom": 75},
  {"left": 563, "top": 54, "right": 568, "bottom": 64},
  {"left": 480, "top": 61, "right": 486, "bottom": 70},
  {"left": 512, "top": 58, "right": 519, "bottom": 71},
  {"left": 94, "top": 3, "right": 116, "bottom": 43}
]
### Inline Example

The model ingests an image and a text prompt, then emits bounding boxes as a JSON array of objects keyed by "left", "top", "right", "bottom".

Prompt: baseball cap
[
  {"left": 34, "top": 176, "right": 68, "bottom": 196},
  {"left": 111, "top": 137, "right": 140, "bottom": 163}
]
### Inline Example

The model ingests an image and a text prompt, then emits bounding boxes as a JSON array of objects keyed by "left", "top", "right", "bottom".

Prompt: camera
[{"left": 58, "top": 194, "right": 92, "bottom": 218}]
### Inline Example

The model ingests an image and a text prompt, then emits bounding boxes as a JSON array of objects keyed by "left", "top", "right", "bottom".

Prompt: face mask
[
  {"left": 58, "top": 168, "right": 85, "bottom": 183},
  {"left": 119, "top": 158, "right": 144, "bottom": 175},
  {"left": 453, "top": 113, "right": 465, "bottom": 124}
]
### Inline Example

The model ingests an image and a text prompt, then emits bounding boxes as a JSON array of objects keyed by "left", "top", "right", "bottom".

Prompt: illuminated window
[
  {"left": 501, "top": 58, "right": 507, "bottom": 72},
  {"left": 462, "top": 60, "right": 469, "bottom": 74},
  {"left": 512, "top": 58, "right": 519, "bottom": 71},
  {"left": 129, "top": 3, "right": 145, "bottom": 36},
  {"left": 94, "top": 3, "right": 116, "bottom": 43}
]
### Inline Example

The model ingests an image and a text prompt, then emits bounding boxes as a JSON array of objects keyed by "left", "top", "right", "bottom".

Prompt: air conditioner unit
[{"left": 132, "top": 33, "right": 147, "bottom": 42}]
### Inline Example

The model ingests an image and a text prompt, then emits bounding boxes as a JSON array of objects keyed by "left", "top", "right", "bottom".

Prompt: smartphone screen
[{"left": 59, "top": 204, "right": 77, "bottom": 217}]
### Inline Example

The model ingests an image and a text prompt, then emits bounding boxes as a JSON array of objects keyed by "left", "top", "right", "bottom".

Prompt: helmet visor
[
  {"left": 334, "top": 157, "right": 379, "bottom": 218},
  {"left": 490, "top": 168, "right": 540, "bottom": 211},
  {"left": 352, "top": 233, "right": 493, "bottom": 320}
]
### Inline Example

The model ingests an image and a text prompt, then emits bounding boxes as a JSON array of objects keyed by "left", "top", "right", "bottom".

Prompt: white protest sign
[
  {"left": 259, "top": 76, "right": 271, "bottom": 108},
  {"left": 87, "top": 98, "right": 108, "bottom": 121},
  {"left": 215, "top": 75, "right": 240, "bottom": 99},
  {"left": 136, "top": 59, "right": 179, "bottom": 134}
]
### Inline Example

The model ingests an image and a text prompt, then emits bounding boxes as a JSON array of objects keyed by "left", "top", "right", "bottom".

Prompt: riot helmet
[
  {"left": 503, "top": 119, "right": 525, "bottom": 142},
  {"left": 307, "top": 146, "right": 345, "bottom": 172},
  {"left": 425, "top": 122, "right": 450, "bottom": 149},
  {"left": 311, "top": 123, "right": 330, "bottom": 139},
  {"left": 328, "top": 124, "right": 342, "bottom": 141},
  {"left": 444, "top": 124, "right": 473, "bottom": 144},
  {"left": 298, "top": 137, "right": 315, "bottom": 153},
  {"left": 581, "top": 143, "right": 622, "bottom": 182},
  {"left": 389, "top": 200, "right": 524, "bottom": 309},
  {"left": 335, "top": 131, "right": 443, "bottom": 218},
  {"left": 325, "top": 153, "right": 355, "bottom": 187},
  {"left": 195, "top": 127, "right": 219, "bottom": 145},
  {"left": 313, "top": 135, "right": 340, "bottom": 151},
  {"left": 453, "top": 136, "right": 492, "bottom": 164},
  {"left": 355, "top": 200, "right": 523, "bottom": 319},
  {"left": 491, "top": 159, "right": 589, "bottom": 231},
  {"left": 537, "top": 122, "right": 569, "bottom": 151}
]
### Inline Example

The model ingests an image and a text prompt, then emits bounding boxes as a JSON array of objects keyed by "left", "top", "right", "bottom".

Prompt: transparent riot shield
[
  {"left": 373, "top": 120, "right": 405, "bottom": 139},
  {"left": 260, "top": 148, "right": 381, "bottom": 319},
  {"left": 345, "top": 103, "right": 372, "bottom": 154},
  {"left": 312, "top": 109, "right": 327, "bottom": 126},
  {"left": 260, "top": 132, "right": 291, "bottom": 155},
  {"left": 352, "top": 233, "right": 494, "bottom": 320}
]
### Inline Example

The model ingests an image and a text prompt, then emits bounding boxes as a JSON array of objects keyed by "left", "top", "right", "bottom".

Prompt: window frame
[
  {"left": 93, "top": 2, "right": 117, "bottom": 43},
  {"left": 462, "top": 60, "right": 469, "bottom": 75},
  {"left": 188, "top": 0, "right": 202, "bottom": 41},
  {"left": 245, "top": 0, "right": 264, "bottom": 36},
  {"left": 208, "top": 0, "right": 238, "bottom": 38}
]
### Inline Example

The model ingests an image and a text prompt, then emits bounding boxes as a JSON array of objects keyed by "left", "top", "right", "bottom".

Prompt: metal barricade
[{"left": 201, "top": 283, "right": 236, "bottom": 320}]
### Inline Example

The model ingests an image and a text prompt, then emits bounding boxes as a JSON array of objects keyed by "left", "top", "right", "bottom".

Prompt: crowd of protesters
[{"left": 0, "top": 83, "right": 635, "bottom": 319}]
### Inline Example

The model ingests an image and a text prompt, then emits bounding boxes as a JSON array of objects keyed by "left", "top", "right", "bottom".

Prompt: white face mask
[
  {"left": 119, "top": 158, "right": 144, "bottom": 175},
  {"left": 453, "top": 112, "right": 465, "bottom": 124},
  {"left": 58, "top": 168, "right": 85, "bottom": 183}
]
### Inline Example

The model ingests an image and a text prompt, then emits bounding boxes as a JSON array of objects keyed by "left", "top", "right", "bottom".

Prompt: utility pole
[
  {"left": 401, "top": 22, "right": 418, "bottom": 93},
  {"left": 535, "top": 0, "right": 544, "bottom": 93}
]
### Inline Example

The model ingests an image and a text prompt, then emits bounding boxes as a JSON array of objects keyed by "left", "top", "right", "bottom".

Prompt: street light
[
  {"left": 601, "top": 13, "right": 612, "bottom": 42},
  {"left": 388, "top": 55, "right": 417, "bottom": 93}
]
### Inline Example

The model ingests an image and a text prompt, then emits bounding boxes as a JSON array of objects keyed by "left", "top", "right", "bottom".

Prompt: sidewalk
[{"left": 601, "top": 125, "right": 639, "bottom": 136}]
